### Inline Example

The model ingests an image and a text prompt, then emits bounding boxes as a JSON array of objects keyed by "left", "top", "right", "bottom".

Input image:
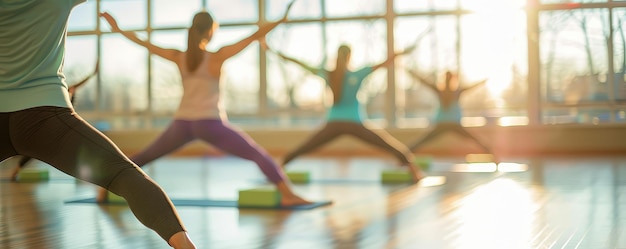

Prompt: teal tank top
[
  {"left": 435, "top": 101, "right": 462, "bottom": 123},
  {"left": 317, "top": 67, "right": 373, "bottom": 123}
]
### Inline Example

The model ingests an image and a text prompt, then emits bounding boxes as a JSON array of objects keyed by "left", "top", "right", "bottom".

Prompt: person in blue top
[
  {"left": 0, "top": 1, "right": 195, "bottom": 248},
  {"left": 266, "top": 43, "right": 425, "bottom": 183},
  {"left": 406, "top": 70, "right": 495, "bottom": 159}
]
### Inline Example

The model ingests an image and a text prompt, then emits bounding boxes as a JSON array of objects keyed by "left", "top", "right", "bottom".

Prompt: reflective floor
[{"left": 1, "top": 155, "right": 626, "bottom": 249}]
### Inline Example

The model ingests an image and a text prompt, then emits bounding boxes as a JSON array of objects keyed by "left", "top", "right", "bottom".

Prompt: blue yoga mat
[{"left": 65, "top": 197, "right": 332, "bottom": 210}]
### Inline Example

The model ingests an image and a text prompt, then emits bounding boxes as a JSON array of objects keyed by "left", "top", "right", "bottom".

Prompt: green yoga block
[
  {"left": 414, "top": 156, "right": 433, "bottom": 171},
  {"left": 107, "top": 192, "right": 126, "bottom": 203},
  {"left": 381, "top": 170, "right": 412, "bottom": 183},
  {"left": 238, "top": 188, "right": 281, "bottom": 208},
  {"left": 287, "top": 171, "right": 310, "bottom": 183},
  {"left": 17, "top": 168, "right": 49, "bottom": 182}
]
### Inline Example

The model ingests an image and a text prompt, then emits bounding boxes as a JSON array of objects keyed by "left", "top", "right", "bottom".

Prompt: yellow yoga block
[
  {"left": 381, "top": 170, "right": 412, "bottom": 183},
  {"left": 286, "top": 171, "right": 310, "bottom": 183},
  {"left": 17, "top": 168, "right": 49, "bottom": 182},
  {"left": 238, "top": 188, "right": 281, "bottom": 208}
]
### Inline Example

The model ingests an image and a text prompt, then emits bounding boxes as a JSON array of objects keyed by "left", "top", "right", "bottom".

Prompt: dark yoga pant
[
  {"left": 283, "top": 121, "right": 413, "bottom": 166},
  {"left": 0, "top": 106, "right": 185, "bottom": 241}
]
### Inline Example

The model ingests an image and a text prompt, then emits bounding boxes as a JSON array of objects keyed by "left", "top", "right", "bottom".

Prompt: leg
[
  {"left": 192, "top": 120, "right": 312, "bottom": 206},
  {"left": 282, "top": 122, "right": 344, "bottom": 166},
  {"left": 97, "top": 120, "right": 193, "bottom": 202},
  {"left": 344, "top": 123, "right": 424, "bottom": 182},
  {"left": 346, "top": 124, "right": 412, "bottom": 164},
  {"left": 409, "top": 125, "right": 447, "bottom": 152},
  {"left": 0, "top": 112, "right": 18, "bottom": 163},
  {"left": 449, "top": 125, "right": 498, "bottom": 162},
  {"left": 10, "top": 156, "right": 33, "bottom": 181},
  {"left": 10, "top": 107, "right": 195, "bottom": 248}
]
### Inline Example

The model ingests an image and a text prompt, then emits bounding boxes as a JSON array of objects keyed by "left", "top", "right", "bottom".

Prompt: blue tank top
[
  {"left": 435, "top": 101, "right": 462, "bottom": 123},
  {"left": 317, "top": 67, "right": 373, "bottom": 123}
]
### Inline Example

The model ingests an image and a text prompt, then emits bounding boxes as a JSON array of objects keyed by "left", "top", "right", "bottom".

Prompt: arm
[
  {"left": 460, "top": 79, "right": 488, "bottom": 93},
  {"left": 266, "top": 45, "right": 322, "bottom": 75},
  {"left": 406, "top": 68, "right": 438, "bottom": 92},
  {"left": 370, "top": 43, "right": 417, "bottom": 72},
  {"left": 216, "top": 1, "right": 295, "bottom": 60},
  {"left": 100, "top": 12, "right": 181, "bottom": 63},
  {"left": 68, "top": 61, "right": 99, "bottom": 95}
]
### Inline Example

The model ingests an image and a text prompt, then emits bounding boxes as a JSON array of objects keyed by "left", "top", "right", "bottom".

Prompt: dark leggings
[
  {"left": 0, "top": 107, "right": 185, "bottom": 242},
  {"left": 130, "top": 119, "right": 287, "bottom": 183},
  {"left": 282, "top": 121, "right": 413, "bottom": 166},
  {"left": 409, "top": 122, "right": 492, "bottom": 154}
]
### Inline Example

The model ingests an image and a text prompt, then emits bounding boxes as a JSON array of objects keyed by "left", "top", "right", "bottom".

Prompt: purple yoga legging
[{"left": 131, "top": 119, "right": 286, "bottom": 183}]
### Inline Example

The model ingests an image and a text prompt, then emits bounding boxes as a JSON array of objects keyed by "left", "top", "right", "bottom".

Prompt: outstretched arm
[
  {"left": 406, "top": 69, "right": 438, "bottom": 92},
  {"left": 460, "top": 79, "right": 488, "bottom": 93},
  {"left": 369, "top": 29, "right": 429, "bottom": 72},
  {"left": 216, "top": 1, "right": 295, "bottom": 60},
  {"left": 72, "top": 61, "right": 99, "bottom": 88},
  {"left": 68, "top": 61, "right": 99, "bottom": 95},
  {"left": 263, "top": 42, "right": 322, "bottom": 75},
  {"left": 370, "top": 43, "right": 418, "bottom": 72},
  {"left": 100, "top": 12, "right": 181, "bottom": 62}
]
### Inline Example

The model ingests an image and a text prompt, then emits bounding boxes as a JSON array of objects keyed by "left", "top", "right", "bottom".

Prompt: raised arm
[
  {"left": 264, "top": 43, "right": 322, "bottom": 76},
  {"left": 71, "top": 61, "right": 98, "bottom": 88},
  {"left": 370, "top": 29, "right": 429, "bottom": 72},
  {"left": 406, "top": 68, "right": 438, "bottom": 92},
  {"left": 68, "top": 61, "right": 99, "bottom": 95},
  {"left": 100, "top": 12, "right": 181, "bottom": 63},
  {"left": 216, "top": 1, "right": 295, "bottom": 60},
  {"left": 460, "top": 78, "right": 488, "bottom": 93},
  {"left": 370, "top": 43, "right": 418, "bottom": 72}
]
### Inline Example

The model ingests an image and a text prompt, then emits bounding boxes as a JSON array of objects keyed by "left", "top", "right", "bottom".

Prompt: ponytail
[
  {"left": 329, "top": 45, "right": 351, "bottom": 105},
  {"left": 186, "top": 12, "right": 214, "bottom": 72}
]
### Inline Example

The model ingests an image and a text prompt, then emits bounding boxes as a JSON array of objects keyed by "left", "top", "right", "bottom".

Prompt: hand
[
  {"left": 93, "top": 60, "right": 100, "bottom": 75},
  {"left": 99, "top": 12, "right": 121, "bottom": 32},
  {"left": 281, "top": 0, "right": 296, "bottom": 22},
  {"left": 259, "top": 37, "right": 269, "bottom": 50}
]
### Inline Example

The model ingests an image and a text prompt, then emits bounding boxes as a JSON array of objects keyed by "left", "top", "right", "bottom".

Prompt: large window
[
  {"left": 62, "top": 0, "right": 626, "bottom": 131},
  {"left": 538, "top": 4, "right": 626, "bottom": 124}
]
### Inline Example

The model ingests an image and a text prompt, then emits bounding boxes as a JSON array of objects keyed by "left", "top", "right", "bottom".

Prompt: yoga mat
[{"left": 65, "top": 198, "right": 332, "bottom": 210}]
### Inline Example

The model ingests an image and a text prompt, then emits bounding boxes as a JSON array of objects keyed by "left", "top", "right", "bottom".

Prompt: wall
[{"left": 105, "top": 125, "right": 626, "bottom": 158}]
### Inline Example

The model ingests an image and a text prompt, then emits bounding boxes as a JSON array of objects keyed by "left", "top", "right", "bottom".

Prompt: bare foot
[
  {"left": 96, "top": 187, "right": 108, "bottom": 203},
  {"left": 168, "top": 231, "right": 197, "bottom": 249},
  {"left": 280, "top": 194, "right": 314, "bottom": 207},
  {"left": 408, "top": 163, "right": 426, "bottom": 184},
  {"left": 10, "top": 167, "right": 20, "bottom": 182},
  {"left": 275, "top": 180, "right": 314, "bottom": 206}
]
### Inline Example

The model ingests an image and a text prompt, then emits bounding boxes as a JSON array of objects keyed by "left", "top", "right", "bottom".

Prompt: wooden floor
[{"left": 1, "top": 154, "right": 626, "bottom": 249}]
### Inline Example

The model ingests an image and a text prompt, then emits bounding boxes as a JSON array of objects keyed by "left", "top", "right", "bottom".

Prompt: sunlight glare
[
  {"left": 462, "top": 0, "right": 526, "bottom": 97},
  {"left": 497, "top": 163, "right": 528, "bottom": 173},
  {"left": 460, "top": 117, "right": 487, "bottom": 127},
  {"left": 419, "top": 176, "right": 446, "bottom": 187},
  {"left": 452, "top": 163, "right": 497, "bottom": 172},
  {"left": 498, "top": 116, "right": 529, "bottom": 127},
  {"left": 452, "top": 178, "right": 534, "bottom": 248}
]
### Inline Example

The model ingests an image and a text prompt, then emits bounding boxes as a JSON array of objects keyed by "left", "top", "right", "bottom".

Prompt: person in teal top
[
  {"left": 406, "top": 70, "right": 496, "bottom": 160},
  {"left": 0, "top": 1, "right": 196, "bottom": 248},
  {"left": 324, "top": 66, "right": 373, "bottom": 123},
  {"left": 266, "top": 43, "right": 424, "bottom": 183}
]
